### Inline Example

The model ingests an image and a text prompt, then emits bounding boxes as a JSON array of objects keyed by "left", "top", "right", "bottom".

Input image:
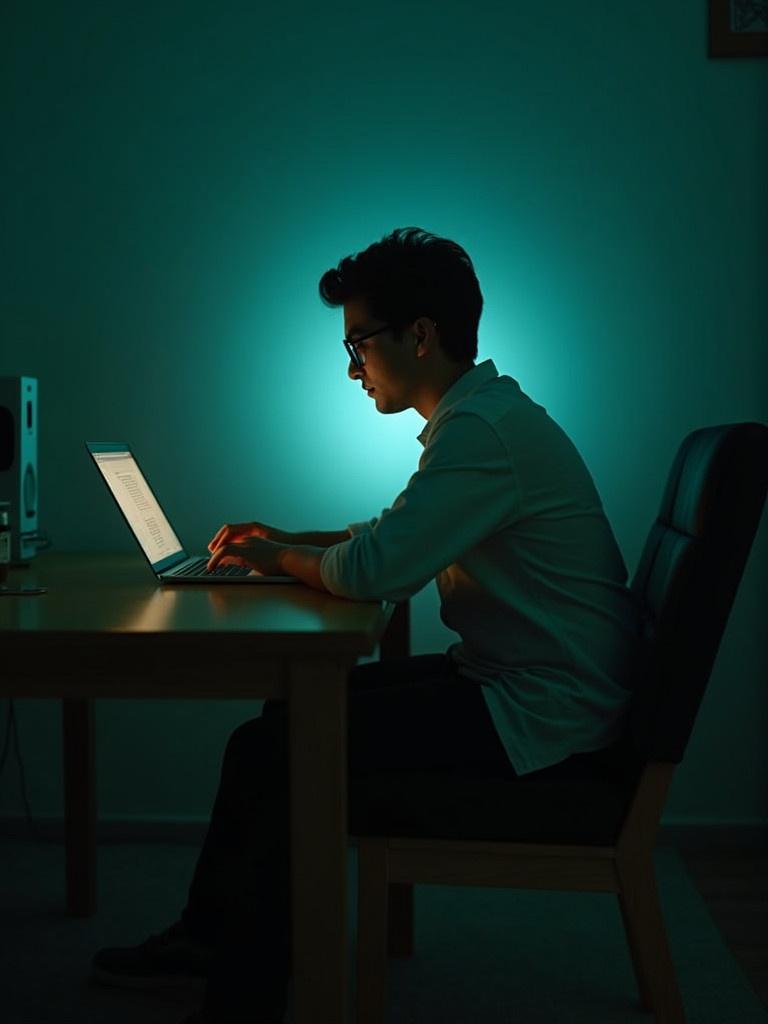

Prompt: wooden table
[{"left": 0, "top": 552, "right": 408, "bottom": 1024}]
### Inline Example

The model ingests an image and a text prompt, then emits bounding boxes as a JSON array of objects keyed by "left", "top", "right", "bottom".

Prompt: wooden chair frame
[{"left": 356, "top": 759, "right": 686, "bottom": 1023}]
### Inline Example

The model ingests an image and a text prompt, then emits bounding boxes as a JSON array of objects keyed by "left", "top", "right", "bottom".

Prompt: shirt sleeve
[
  {"left": 320, "top": 412, "right": 517, "bottom": 601},
  {"left": 346, "top": 517, "right": 379, "bottom": 536}
]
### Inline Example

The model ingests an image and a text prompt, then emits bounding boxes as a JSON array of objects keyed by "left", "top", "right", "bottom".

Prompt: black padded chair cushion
[
  {"left": 350, "top": 740, "right": 643, "bottom": 846},
  {"left": 629, "top": 422, "right": 768, "bottom": 761},
  {"left": 350, "top": 774, "right": 636, "bottom": 846}
]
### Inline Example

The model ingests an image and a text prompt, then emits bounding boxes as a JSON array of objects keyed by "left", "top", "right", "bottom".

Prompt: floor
[
  {"left": 0, "top": 835, "right": 766, "bottom": 1022},
  {"left": 677, "top": 845, "right": 768, "bottom": 1007}
]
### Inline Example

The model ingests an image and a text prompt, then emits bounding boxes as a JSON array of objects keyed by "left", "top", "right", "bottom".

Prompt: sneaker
[{"left": 91, "top": 920, "right": 215, "bottom": 990}]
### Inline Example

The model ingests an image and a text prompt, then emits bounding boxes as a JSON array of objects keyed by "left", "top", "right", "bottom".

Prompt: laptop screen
[{"left": 90, "top": 445, "right": 184, "bottom": 568}]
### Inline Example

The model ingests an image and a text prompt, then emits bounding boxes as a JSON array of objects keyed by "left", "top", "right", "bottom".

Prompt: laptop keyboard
[{"left": 173, "top": 558, "right": 253, "bottom": 578}]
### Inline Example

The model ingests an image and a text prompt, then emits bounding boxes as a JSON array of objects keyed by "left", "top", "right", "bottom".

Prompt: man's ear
[{"left": 413, "top": 316, "right": 436, "bottom": 355}]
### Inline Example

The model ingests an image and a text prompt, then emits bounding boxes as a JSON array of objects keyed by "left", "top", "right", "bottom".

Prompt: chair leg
[
  {"left": 387, "top": 883, "right": 414, "bottom": 958},
  {"left": 357, "top": 839, "right": 390, "bottom": 1024},
  {"left": 616, "top": 855, "right": 686, "bottom": 1024}
]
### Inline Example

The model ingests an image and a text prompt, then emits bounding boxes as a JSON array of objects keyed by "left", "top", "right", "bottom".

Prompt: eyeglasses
[{"left": 343, "top": 324, "right": 392, "bottom": 369}]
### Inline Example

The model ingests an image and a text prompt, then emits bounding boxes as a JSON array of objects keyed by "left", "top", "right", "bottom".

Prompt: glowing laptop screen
[{"left": 91, "top": 448, "right": 184, "bottom": 566}]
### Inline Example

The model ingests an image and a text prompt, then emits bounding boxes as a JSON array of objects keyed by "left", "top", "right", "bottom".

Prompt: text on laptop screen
[{"left": 92, "top": 450, "right": 184, "bottom": 565}]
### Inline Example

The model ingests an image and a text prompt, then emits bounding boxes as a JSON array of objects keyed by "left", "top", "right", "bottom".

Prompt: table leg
[
  {"left": 289, "top": 659, "right": 349, "bottom": 1024},
  {"left": 379, "top": 601, "right": 415, "bottom": 959},
  {"left": 379, "top": 601, "right": 410, "bottom": 662},
  {"left": 62, "top": 697, "right": 97, "bottom": 917}
]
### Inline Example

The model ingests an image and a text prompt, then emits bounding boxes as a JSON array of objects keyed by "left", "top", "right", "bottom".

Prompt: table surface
[
  {"left": 0, "top": 552, "right": 393, "bottom": 699},
  {"left": 0, "top": 552, "right": 391, "bottom": 650}
]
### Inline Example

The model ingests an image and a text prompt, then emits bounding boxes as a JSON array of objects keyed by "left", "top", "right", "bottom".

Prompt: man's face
[{"left": 343, "top": 298, "right": 418, "bottom": 414}]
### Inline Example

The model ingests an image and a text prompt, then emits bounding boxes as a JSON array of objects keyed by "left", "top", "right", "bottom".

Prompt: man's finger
[
  {"left": 206, "top": 543, "right": 234, "bottom": 571},
  {"left": 207, "top": 541, "right": 250, "bottom": 572},
  {"left": 208, "top": 525, "right": 228, "bottom": 552},
  {"left": 208, "top": 523, "right": 254, "bottom": 553}
]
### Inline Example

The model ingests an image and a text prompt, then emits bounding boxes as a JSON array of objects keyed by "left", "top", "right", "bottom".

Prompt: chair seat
[{"left": 350, "top": 768, "right": 640, "bottom": 846}]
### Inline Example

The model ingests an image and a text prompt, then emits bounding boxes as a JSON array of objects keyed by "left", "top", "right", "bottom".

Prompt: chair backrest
[{"left": 628, "top": 422, "right": 768, "bottom": 764}]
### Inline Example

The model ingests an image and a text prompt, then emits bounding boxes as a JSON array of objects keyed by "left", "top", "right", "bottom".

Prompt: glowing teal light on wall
[{"left": 3, "top": 0, "right": 766, "bottom": 825}]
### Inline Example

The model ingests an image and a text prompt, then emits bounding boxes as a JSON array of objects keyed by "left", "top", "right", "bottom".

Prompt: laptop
[{"left": 86, "top": 441, "right": 298, "bottom": 584}]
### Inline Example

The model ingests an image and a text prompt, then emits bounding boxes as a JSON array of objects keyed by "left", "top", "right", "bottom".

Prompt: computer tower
[{"left": 0, "top": 376, "right": 39, "bottom": 562}]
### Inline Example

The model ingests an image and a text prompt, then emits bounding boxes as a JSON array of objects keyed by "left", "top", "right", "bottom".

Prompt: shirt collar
[{"left": 417, "top": 359, "right": 499, "bottom": 447}]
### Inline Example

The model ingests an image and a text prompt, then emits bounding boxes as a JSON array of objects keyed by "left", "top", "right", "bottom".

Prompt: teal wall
[{"left": 2, "top": 2, "right": 766, "bottom": 827}]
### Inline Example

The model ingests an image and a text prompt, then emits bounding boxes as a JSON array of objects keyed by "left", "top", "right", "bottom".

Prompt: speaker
[{"left": 0, "top": 376, "right": 39, "bottom": 562}]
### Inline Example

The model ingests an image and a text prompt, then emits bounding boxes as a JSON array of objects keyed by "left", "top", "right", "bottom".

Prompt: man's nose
[{"left": 348, "top": 361, "right": 363, "bottom": 382}]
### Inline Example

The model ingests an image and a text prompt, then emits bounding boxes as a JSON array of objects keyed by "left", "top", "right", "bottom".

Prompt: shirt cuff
[
  {"left": 319, "top": 539, "right": 354, "bottom": 596},
  {"left": 346, "top": 517, "right": 378, "bottom": 536}
]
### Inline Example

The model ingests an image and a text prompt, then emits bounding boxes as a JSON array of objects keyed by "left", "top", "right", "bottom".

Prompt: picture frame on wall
[{"left": 709, "top": 0, "right": 768, "bottom": 56}]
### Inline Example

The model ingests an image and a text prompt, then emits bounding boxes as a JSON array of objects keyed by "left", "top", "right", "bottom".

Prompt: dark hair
[{"left": 318, "top": 227, "right": 482, "bottom": 362}]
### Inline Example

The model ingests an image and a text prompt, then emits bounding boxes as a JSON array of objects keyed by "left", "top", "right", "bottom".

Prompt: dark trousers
[{"left": 180, "top": 653, "right": 616, "bottom": 1019}]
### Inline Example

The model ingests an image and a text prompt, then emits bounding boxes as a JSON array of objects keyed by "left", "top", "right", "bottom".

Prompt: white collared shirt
[{"left": 320, "top": 359, "right": 641, "bottom": 774}]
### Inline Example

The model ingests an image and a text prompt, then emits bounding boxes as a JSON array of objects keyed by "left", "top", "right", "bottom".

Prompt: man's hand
[
  {"left": 206, "top": 533, "right": 329, "bottom": 591},
  {"left": 206, "top": 520, "right": 347, "bottom": 590},
  {"left": 208, "top": 521, "right": 292, "bottom": 554},
  {"left": 206, "top": 535, "right": 286, "bottom": 576}
]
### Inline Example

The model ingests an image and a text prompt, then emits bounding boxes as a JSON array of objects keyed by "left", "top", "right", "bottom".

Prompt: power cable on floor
[{"left": 0, "top": 699, "right": 41, "bottom": 839}]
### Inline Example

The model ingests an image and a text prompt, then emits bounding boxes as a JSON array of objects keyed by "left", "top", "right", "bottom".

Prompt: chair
[{"left": 352, "top": 422, "right": 768, "bottom": 1024}]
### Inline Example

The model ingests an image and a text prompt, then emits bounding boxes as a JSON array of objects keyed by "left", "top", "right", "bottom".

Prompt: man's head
[{"left": 318, "top": 227, "right": 483, "bottom": 417}]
